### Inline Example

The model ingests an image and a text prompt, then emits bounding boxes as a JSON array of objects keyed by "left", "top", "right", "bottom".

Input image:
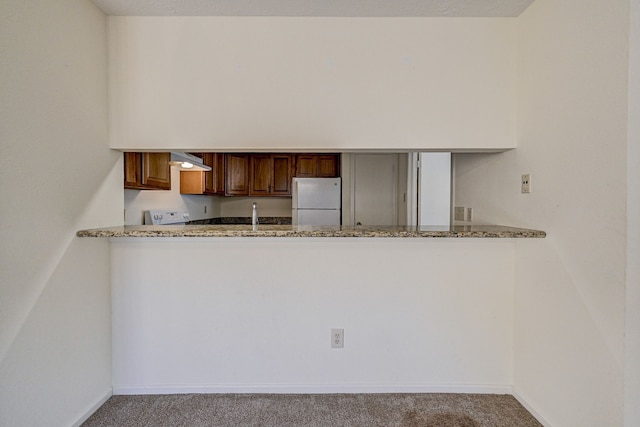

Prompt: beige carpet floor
[{"left": 82, "top": 393, "right": 542, "bottom": 427}]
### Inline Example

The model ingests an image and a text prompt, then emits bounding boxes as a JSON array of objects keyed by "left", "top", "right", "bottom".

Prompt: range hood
[{"left": 169, "top": 152, "right": 212, "bottom": 172}]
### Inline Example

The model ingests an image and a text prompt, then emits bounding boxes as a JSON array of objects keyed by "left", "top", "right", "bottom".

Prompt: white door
[{"left": 353, "top": 154, "right": 398, "bottom": 226}]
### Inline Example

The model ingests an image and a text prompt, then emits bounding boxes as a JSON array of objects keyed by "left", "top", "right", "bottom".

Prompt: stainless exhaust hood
[{"left": 169, "top": 152, "right": 212, "bottom": 172}]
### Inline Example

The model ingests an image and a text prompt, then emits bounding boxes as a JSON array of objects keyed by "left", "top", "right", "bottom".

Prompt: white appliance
[
  {"left": 292, "top": 178, "right": 341, "bottom": 226},
  {"left": 417, "top": 152, "right": 452, "bottom": 226},
  {"left": 144, "top": 209, "right": 190, "bottom": 225}
]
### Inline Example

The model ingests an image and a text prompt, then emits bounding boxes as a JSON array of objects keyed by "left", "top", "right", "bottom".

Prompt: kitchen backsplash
[{"left": 189, "top": 217, "right": 292, "bottom": 225}]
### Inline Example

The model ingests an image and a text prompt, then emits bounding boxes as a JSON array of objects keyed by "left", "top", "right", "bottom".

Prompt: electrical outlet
[
  {"left": 454, "top": 206, "right": 465, "bottom": 221},
  {"left": 521, "top": 174, "right": 531, "bottom": 194},
  {"left": 331, "top": 329, "right": 344, "bottom": 348},
  {"left": 467, "top": 208, "right": 473, "bottom": 222}
]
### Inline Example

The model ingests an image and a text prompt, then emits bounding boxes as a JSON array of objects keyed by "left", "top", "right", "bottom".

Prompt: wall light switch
[{"left": 521, "top": 174, "right": 531, "bottom": 194}]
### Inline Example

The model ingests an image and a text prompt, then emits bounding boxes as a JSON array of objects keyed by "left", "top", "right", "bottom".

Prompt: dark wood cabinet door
[
  {"left": 318, "top": 154, "right": 339, "bottom": 177},
  {"left": 202, "top": 153, "right": 216, "bottom": 194},
  {"left": 124, "top": 152, "right": 142, "bottom": 188},
  {"left": 249, "top": 154, "right": 293, "bottom": 196},
  {"left": 201, "top": 153, "right": 226, "bottom": 195},
  {"left": 141, "top": 153, "right": 171, "bottom": 189},
  {"left": 295, "top": 154, "right": 317, "bottom": 177},
  {"left": 272, "top": 155, "right": 293, "bottom": 195},
  {"left": 124, "top": 152, "right": 171, "bottom": 190},
  {"left": 249, "top": 155, "right": 272, "bottom": 196},
  {"left": 294, "top": 154, "right": 340, "bottom": 178},
  {"left": 225, "top": 154, "right": 249, "bottom": 196},
  {"left": 214, "top": 153, "right": 225, "bottom": 194}
]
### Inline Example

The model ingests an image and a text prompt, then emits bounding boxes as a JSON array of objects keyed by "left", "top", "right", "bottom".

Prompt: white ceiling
[{"left": 90, "top": 0, "right": 536, "bottom": 17}]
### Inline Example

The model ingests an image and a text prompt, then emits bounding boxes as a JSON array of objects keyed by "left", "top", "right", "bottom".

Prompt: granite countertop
[
  {"left": 188, "top": 217, "right": 292, "bottom": 225},
  {"left": 77, "top": 224, "right": 546, "bottom": 238}
]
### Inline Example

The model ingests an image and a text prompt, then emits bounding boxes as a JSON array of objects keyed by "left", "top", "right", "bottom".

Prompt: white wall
[
  {"left": 0, "top": 0, "right": 120, "bottom": 425},
  {"left": 454, "top": 0, "right": 629, "bottom": 425},
  {"left": 108, "top": 17, "right": 517, "bottom": 152},
  {"left": 111, "top": 238, "right": 515, "bottom": 394},
  {"left": 625, "top": 0, "right": 640, "bottom": 425},
  {"left": 125, "top": 168, "right": 221, "bottom": 224}
]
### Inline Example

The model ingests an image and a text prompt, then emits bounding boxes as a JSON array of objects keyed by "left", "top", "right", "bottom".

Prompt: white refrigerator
[{"left": 292, "top": 177, "right": 342, "bottom": 225}]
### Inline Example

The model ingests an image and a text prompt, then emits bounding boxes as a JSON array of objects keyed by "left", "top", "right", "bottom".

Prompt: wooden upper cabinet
[
  {"left": 272, "top": 155, "right": 293, "bottom": 195},
  {"left": 249, "top": 154, "right": 293, "bottom": 196},
  {"left": 180, "top": 170, "right": 205, "bottom": 194},
  {"left": 141, "top": 152, "right": 171, "bottom": 189},
  {"left": 249, "top": 155, "right": 272, "bottom": 196},
  {"left": 225, "top": 154, "right": 250, "bottom": 196},
  {"left": 207, "top": 153, "right": 225, "bottom": 195},
  {"left": 124, "top": 152, "right": 171, "bottom": 190},
  {"left": 317, "top": 154, "right": 339, "bottom": 177},
  {"left": 294, "top": 155, "right": 317, "bottom": 177},
  {"left": 180, "top": 153, "right": 226, "bottom": 195},
  {"left": 124, "top": 152, "right": 142, "bottom": 188},
  {"left": 294, "top": 154, "right": 340, "bottom": 178},
  {"left": 178, "top": 152, "right": 339, "bottom": 196}
]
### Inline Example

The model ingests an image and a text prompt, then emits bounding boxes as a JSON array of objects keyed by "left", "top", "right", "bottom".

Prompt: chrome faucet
[{"left": 252, "top": 202, "right": 258, "bottom": 230}]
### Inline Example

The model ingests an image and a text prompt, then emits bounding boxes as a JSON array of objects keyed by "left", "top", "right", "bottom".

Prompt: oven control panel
[{"left": 144, "top": 210, "right": 190, "bottom": 225}]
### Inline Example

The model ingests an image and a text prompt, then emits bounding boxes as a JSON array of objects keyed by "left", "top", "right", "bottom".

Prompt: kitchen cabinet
[
  {"left": 294, "top": 154, "right": 340, "bottom": 178},
  {"left": 294, "top": 155, "right": 317, "bottom": 177},
  {"left": 225, "top": 154, "right": 250, "bottom": 196},
  {"left": 180, "top": 153, "right": 225, "bottom": 195},
  {"left": 123, "top": 152, "right": 141, "bottom": 188},
  {"left": 250, "top": 154, "right": 293, "bottom": 196},
  {"left": 124, "top": 152, "right": 171, "bottom": 190},
  {"left": 318, "top": 154, "right": 340, "bottom": 177},
  {"left": 180, "top": 170, "right": 205, "bottom": 194},
  {"left": 180, "top": 152, "right": 339, "bottom": 197},
  {"left": 272, "top": 155, "right": 294, "bottom": 194},
  {"left": 205, "top": 153, "right": 225, "bottom": 195}
]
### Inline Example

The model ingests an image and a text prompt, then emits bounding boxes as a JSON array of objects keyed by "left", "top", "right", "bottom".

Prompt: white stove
[{"left": 144, "top": 209, "right": 190, "bottom": 225}]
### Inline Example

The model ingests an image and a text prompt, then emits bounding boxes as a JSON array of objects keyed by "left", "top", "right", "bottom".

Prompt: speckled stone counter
[
  {"left": 77, "top": 224, "right": 545, "bottom": 238},
  {"left": 188, "top": 217, "right": 292, "bottom": 225}
]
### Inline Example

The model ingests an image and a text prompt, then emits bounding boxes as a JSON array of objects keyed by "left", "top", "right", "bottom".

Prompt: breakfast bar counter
[
  {"left": 77, "top": 224, "right": 545, "bottom": 238},
  {"left": 91, "top": 222, "right": 545, "bottom": 395}
]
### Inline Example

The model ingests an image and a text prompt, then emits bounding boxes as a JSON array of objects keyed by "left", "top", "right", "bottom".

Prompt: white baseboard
[
  {"left": 71, "top": 388, "right": 113, "bottom": 427},
  {"left": 511, "top": 387, "right": 552, "bottom": 427},
  {"left": 113, "top": 383, "right": 512, "bottom": 395}
]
